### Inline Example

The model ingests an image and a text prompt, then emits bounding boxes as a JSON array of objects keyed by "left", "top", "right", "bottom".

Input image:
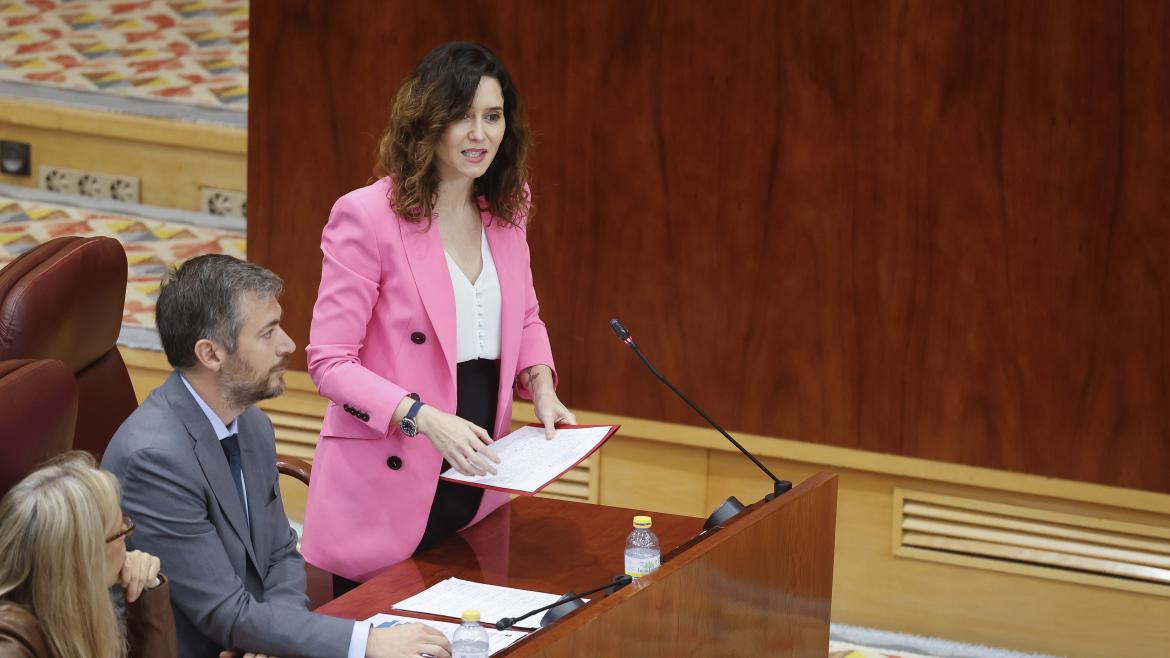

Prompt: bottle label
[{"left": 624, "top": 552, "right": 661, "bottom": 578}]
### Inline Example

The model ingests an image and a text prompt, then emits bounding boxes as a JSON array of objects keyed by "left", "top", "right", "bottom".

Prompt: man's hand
[
  {"left": 366, "top": 623, "right": 451, "bottom": 658},
  {"left": 119, "top": 550, "right": 161, "bottom": 603}
]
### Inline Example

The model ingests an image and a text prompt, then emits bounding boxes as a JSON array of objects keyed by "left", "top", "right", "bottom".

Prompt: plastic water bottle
[
  {"left": 451, "top": 609, "right": 489, "bottom": 658},
  {"left": 624, "top": 514, "right": 660, "bottom": 578}
]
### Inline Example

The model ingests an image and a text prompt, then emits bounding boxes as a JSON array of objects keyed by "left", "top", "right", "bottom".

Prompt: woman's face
[
  {"left": 103, "top": 510, "right": 126, "bottom": 588},
  {"left": 434, "top": 76, "right": 506, "bottom": 183}
]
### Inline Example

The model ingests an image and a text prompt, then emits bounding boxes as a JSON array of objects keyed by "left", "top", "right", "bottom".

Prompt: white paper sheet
[
  {"left": 363, "top": 613, "right": 528, "bottom": 656},
  {"left": 391, "top": 577, "right": 580, "bottom": 629},
  {"left": 440, "top": 424, "right": 616, "bottom": 493}
]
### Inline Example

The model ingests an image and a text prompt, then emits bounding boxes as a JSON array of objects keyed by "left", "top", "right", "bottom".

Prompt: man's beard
[{"left": 221, "top": 355, "right": 286, "bottom": 409}]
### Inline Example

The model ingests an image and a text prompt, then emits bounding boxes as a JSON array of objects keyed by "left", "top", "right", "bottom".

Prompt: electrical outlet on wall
[
  {"left": 39, "top": 165, "right": 140, "bottom": 203},
  {"left": 40, "top": 166, "right": 80, "bottom": 195},
  {"left": 77, "top": 172, "right": 105, "bottom": 197},
  {"left": 108, "top": 176, "right": 140, "bottom": 203},
  {"left": 200, "top": 187, "right": 247, "bottom": 219}
]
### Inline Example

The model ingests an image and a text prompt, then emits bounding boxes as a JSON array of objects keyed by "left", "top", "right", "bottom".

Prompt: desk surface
[{"left": 317, "top": 496, "right": 703, "bottom": 621}]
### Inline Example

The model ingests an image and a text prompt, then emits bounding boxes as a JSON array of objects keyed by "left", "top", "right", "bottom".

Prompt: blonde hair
[{"left": 0, "top": 452, "right": 128, "bottom": 658}]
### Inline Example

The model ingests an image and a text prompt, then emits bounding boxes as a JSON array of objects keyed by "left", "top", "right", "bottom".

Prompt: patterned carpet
[
  {"left": 0, "top": 192, "right": 244, "bottom": 335},
  {"left": 0, "top": 0, "right": 248, "bottom": 111}
]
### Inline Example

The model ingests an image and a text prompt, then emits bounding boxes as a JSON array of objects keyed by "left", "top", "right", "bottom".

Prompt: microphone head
[
  {"left": 540, "top": 593, "right": 586, "bottom": 628},
  {"left": 609, "top": 318, "right": 630, "bottom": 340},
  {"left": 494, "top": 618, "right": 512, "bottom": 631}
]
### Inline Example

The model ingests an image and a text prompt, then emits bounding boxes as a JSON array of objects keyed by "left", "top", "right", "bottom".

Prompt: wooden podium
[{"left": 317, "top": 472, "right": 837, "bottom": 656}]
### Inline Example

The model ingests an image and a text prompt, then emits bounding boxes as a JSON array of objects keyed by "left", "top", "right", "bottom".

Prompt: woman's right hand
[
  {"left": 120, "top": 550, "right": 161, "bottom": 603},
  {"left": 416, "top": 405, "right": 500, "bottom": 476}
]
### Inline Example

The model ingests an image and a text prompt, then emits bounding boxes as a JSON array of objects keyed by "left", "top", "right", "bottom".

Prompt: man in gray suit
[{"left": 103, "top": 255, "right": 450, "bottom": 658}]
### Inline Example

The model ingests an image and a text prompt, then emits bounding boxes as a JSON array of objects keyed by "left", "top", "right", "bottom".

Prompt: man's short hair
[{"left": 156, "top": 255, "right": 284, "bottom": 369}]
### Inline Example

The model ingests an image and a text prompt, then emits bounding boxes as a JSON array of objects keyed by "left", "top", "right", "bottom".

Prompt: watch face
[
  {"left": 401, "top": 417, "right": 418, "bottom": 437},
  {"left": 402, "top": 416, "right": 421, "bottom": 437}
]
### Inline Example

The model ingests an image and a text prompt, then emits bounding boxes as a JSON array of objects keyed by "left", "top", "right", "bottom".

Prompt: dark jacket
[{"left": 0, "top": 576, "right": 177, "bottom": 658}]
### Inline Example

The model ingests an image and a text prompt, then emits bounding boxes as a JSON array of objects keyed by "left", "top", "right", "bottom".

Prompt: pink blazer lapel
[{"left": 400, "top": 219, "right": 457, "bottom": 376}]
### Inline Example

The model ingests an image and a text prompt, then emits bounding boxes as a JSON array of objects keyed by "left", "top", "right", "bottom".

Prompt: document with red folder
[{"left": 439, "top": 424, "right": 619, "bottom": 495}]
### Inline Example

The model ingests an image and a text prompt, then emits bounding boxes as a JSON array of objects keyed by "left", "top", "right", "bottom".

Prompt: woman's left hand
[
  {"left": 534, "top": 391, "right": 576, "bottom": 439},
  {"left": 120, "top": 550, "right": 161, "bottom": 603},
  {"left": 527, "top": 365, "right": 576, "bottom": 439}
]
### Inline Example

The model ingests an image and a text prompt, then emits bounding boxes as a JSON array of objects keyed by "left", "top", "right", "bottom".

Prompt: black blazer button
[
  {"left": 343, "top": 404, "right": 352, "bottom": 412},
  {"left": 410, "top": 332, "right": 426, "bottom": 344},
  {"left": 387, "top": 456, "right": 403, "bottom": 470},
  {"left": 360, "top": 413, "right": 370, "bottom": 422}
]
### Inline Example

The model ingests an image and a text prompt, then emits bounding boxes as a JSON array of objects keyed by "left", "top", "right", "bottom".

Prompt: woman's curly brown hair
[{"left": 376, "top": 42, "right": 532, "bottom": 227}]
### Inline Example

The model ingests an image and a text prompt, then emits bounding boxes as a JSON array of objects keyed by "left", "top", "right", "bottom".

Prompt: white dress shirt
[
  {"left": 445, "top": 228, "right": 502, "bottom": 362},
  {"left": 178, "top": 375, "right": 371, "bottom": 658}
]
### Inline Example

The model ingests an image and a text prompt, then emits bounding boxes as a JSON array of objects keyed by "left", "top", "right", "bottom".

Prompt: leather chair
[
  {"left": 0, "top": 359, "right": 78, "bottom": 495},
  {"left": 0, "top": 236, "right": 137, "bottom": 457}
]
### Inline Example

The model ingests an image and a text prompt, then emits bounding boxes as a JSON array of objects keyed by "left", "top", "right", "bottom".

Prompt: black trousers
[{"left": 333, "top": 358, "right": 499, "bottom": 598}]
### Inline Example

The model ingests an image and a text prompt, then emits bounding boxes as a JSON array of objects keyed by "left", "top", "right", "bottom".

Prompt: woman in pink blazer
[{"left": 301, "top": 42, "right": 575, "bottom": 591}]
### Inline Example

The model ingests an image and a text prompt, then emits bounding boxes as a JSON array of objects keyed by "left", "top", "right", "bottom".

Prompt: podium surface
[{"left": 318, "top": 472, "right": 837, "bottom": 656}]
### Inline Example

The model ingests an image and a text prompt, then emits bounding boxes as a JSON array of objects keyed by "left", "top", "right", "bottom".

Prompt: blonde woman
[{"left": 0, "top": 452, "right": 176, "bottom": 658}]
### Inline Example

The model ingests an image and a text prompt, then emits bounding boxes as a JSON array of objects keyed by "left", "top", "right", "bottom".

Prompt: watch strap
[{"left": 405, "top": 398, "right": 425, "bottom": 423}]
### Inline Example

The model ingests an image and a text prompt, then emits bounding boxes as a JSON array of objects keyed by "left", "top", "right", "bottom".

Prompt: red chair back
[
  {"left": 0, "top": 236, "right": 137, "bottom": 456},
  {"left": 0, "top": 359, "right": 77, "bottom": 495}
]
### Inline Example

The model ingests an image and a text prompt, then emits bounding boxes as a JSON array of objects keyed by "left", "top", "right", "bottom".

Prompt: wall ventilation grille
[{"left": 894, "top": 490, "right": 1170, "bottom": 594}]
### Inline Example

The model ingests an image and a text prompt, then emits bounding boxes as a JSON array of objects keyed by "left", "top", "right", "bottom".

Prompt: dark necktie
[{"left": 220, "top": 434, "right": 249, "bottom": 526}]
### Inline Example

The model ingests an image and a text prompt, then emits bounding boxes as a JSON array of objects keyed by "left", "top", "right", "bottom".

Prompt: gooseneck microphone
[
  {"left": 495, "top": 575, "right": 633, "bottom": 631},
  {"left": 608, "top": 318, "right": 792, "bottom": 511}
]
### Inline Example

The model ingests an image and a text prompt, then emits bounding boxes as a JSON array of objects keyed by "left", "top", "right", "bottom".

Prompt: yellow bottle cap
[
  {"left": 461, "top": 610, "right": 481, "bottom": 622},
  {"left": 633, "top": 515, "right": 652, "bottom": 528}
]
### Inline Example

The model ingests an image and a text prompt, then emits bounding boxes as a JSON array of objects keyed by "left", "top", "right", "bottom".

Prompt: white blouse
[{"left": 444, "top": 229, "right": 502, "bottom": 362}]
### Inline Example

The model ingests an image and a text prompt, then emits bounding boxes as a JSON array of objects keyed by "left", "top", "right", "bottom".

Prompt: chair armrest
[{"left": 276, "top": 455, "right": 312, "bottom": 485}]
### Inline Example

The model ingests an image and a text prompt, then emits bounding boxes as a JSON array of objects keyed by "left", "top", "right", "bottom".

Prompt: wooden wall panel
[{"left": 249, "top": 1, "right": 1170, "bottom": 492}]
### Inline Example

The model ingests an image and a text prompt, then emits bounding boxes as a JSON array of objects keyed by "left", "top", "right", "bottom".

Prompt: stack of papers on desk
[
  {"left": 363, "top": 613, "right": 527, "bottom": 655},
  {"left": 440, "top": 424, "right": 619, "bottom": 494},
  {"left": 392, "top": 577, "right": 586, "bottom": 629}
]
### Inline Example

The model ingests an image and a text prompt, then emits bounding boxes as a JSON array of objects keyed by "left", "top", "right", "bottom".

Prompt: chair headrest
[
  {"left": 0, "top": 359, "right": 78, "bottom": 495},
  {"left": 0, "top": 237, "right": 128, "bottom": 372}
]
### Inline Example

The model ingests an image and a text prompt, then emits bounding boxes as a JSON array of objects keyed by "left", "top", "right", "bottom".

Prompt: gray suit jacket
[{"left": 102, "top": 372, "right": 353, "bottom": 658}]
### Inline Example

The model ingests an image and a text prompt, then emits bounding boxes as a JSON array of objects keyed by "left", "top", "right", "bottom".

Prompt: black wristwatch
[{"left": 400, "top": 394, "right": 424, "bottom": 437}]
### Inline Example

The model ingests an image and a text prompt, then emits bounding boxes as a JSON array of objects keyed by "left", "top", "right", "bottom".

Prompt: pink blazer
[{"left": 300, "top": 178, "right": 556, "bottom": 581}]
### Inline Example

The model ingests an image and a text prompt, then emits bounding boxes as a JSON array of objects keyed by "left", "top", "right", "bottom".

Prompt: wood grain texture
[
  {"left": 249, "top": 1, "right": 1170, "bottom": 491},
  {"left": 316, "top": 474, "right": 837, "bottom": 656},
  {"left": 315, "top": 496, "right": 704, "bottom": 621}
]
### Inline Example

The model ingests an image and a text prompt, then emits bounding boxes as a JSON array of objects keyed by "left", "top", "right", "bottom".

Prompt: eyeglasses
[{"left": 106, "top": 514, "right": 135, "bottom": 544}]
